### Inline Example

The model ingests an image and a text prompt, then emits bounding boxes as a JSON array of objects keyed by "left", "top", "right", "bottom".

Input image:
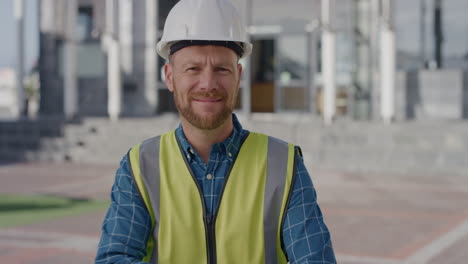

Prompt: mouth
[{"left": 192, "top": 97, "right": 223, "bottom": 103}]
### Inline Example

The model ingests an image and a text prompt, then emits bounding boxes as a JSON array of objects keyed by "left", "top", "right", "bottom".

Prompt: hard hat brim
[{"left": 157, "top": 40, "right": 252, "bottom": 61}]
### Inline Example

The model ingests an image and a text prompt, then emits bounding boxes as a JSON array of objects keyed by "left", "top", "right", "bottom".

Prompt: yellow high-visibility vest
[{"left": 129, "top": 130, "right": 296, "bottom": 264}]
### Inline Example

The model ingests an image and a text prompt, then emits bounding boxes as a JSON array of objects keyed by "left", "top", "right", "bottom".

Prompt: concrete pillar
[
  {"left": 370, "top": 0, "right": 381, "bottom": 120},
  {"left": 106, "top": 0, "right": 121, "bottom": 121},
  {"left": 119, "top": 0, "right": 133, "bottom": 74},
  {"left": 241, "top": 0, "right": 252, "bottom": 116},
  {"left": 307, "top": 23, "right": 319, "bottom": 114},
  {"left": 420, "top": 0, "right": 428, "bottom": 68},
  {"left": 433, "top": 0, "right": 443, "bottom": 69},
  {"left": 108, "top": 41, "right": 121, "bottom": 121},
  {"left": 321, "top": 0, "right": 336, "bottom": 125},
  {"left": 14, "top": 0, "right": 25, "bottom": 118},
  {"left": 64, "top": 0, "right": 78, "bottom": 119},
  {"left": 380, "top": 0, "right": 395, "bottom": 124},
  {"left": 145, "top": 0, "right": 158, "bottom": 114}
]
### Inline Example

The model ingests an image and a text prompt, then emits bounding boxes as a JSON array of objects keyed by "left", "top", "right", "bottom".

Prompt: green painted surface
[{"left": 0, "top": 194, "right": 108, "bottom": 228}]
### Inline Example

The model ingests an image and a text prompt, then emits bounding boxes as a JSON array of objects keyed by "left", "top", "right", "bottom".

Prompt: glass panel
[
  {"left": 395, "top": 0, "right": 468, "bottom": 70},
  {"left": 77, "top": 6, "right": 93, "bottom": 42},
  {"left": 77, "top": 43, "right": 105, "bottom": 78},
  {"left": 58, "top": 43, "right": 105, "bottom": 78},
  {"left": 442, "top": 0, "right": 468, "bottom": 69},
  {"left": 277, "top": 34, "right": 308, "bottom": 111}
]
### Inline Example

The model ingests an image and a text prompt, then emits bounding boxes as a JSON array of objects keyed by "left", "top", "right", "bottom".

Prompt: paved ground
[{"left": 1, "top": 162, "right": 467, "bottom": 264}]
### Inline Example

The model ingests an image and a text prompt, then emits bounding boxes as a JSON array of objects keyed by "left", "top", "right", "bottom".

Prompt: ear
[
  {"left": 164, "top": 63, "right": 174, "bottom": 92},
  {"left": 237, "top": 63, "right": 243, "bottom": 87}
]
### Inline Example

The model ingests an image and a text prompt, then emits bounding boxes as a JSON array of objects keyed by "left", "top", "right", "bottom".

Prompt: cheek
[
  {"left": 173, "top": 79, "right": 190, "bottom": 95},
  {"left": 222, "top": 77, "right": 239, "bottom": 95},
  {"left": 177, "top": 76, "right": 198, "bottom": 91}
]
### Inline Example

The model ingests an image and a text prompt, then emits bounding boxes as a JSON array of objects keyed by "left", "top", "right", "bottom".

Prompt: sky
[{"left": 0, "top": 0, "right": 39, "bottom": 71}]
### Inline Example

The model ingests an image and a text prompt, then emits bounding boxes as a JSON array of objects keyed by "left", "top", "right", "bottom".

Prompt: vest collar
[{"left": 175, "top": 113, "right": 247, "bottom": 163}]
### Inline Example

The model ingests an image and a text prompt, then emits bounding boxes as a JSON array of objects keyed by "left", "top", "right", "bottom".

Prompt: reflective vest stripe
[
  {"left": 129, "top": 131, "right": 295, "bottom": 263},
  {"left": 278, "top": 139, "right": 296, "bottom": 264},
  {"left": 128, "top": 142, "right": 156, "bottom": 262},
  {"left": 139, "top": 136, "right": 162, "bottom": 262},
  {"left": 265, "top": 136, "right": 294, "bottom": 264}
]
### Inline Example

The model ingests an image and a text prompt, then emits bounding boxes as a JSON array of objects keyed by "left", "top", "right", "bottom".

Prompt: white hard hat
[{"left": 156, "top": 0, "right": 252, "bottom": 60}]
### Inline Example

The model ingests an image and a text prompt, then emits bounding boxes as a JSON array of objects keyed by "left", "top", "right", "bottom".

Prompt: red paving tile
[
  {"left": 19, "top": 210, "right": 107, "bottom": 237},
  {"left": 325, "top": 207, "right": 444, "bottom": 259},
  {"left": 0, "top": 162, "right": 116, "bottom": 196},
  {"left": 389, "top": 213, "right": 468, "bottom": 259},
  {"left": 31, "top": 254, "right": 95, "bottom": 264},
  {"left": 0, "top": 247, "right": 95, "bottom": 264},
  {"left": 0, "top": 245, "right": 20, "bottom": 256}
]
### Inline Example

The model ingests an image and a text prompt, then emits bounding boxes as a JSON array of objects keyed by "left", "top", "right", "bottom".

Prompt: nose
[{"left": 198, "top": 68, "right": 217, "bottom": 91}]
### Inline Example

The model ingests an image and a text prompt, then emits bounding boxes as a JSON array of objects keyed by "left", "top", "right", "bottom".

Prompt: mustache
[{"left": 190, "top": 90, "right": 226, "bottom": 99}]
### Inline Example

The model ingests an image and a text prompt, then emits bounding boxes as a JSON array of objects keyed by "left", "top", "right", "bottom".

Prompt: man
[{"left": 95, "top": 0, "right": 336, "bottom": 263}]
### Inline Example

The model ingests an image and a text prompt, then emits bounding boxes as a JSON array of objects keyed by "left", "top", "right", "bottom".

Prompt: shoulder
[
  {"left": 246, "top": 132, "right": 304, "bottom": 161},
  {"left": 247, "top": 131, "right": 287, "bottom": 143},
  {"left": 129, "top": 130, "right": 175, "bottom": 152},
  {"left": 248, "top": 131, "right": 300, "bottom": 151}
]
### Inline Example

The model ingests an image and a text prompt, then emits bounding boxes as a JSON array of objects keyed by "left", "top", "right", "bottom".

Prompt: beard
[{"left": 173, "top": 83, "right": 237, "bottom": 130}]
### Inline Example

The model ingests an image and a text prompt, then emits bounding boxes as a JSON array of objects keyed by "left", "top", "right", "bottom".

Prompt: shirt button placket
[{"left": 206, "top": 173, "right": 213, "bottom": 180}]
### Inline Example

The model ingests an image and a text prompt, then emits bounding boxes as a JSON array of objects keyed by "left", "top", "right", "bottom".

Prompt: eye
[
  {"left": 215, "top": 67, "right": 230, "bottom": 73},
  {"left": 186, "top": 66, "right": 200, "bottom": 72}
]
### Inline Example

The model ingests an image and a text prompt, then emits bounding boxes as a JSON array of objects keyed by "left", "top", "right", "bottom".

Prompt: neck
[{"left": 180, "top": 115, "right": 234, "bottom": 163}]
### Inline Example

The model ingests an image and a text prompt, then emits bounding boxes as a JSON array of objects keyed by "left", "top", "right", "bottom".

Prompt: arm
[
  {"left": 282, "top": 147, "right": 336, "bottom": 264},
  {"left": 95, "top": 154, "right": 152, "bottom": 264}
]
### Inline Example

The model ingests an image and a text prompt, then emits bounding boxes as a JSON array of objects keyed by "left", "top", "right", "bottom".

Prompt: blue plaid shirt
[{"left": 95, "top": 114, "right": 336, "bottom": 264}]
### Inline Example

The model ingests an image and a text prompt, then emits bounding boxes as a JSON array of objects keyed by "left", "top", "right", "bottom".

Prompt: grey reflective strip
[
  {"left": 264, "top": 136, "right": 289, "bottom": 264},
  {"left": 139, "top": 136, "right": 161, "bottom": 263}
]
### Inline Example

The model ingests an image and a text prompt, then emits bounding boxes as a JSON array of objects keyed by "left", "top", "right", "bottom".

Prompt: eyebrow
[{"left": 180, "top": 61, "right": 235, "bottom": 69}]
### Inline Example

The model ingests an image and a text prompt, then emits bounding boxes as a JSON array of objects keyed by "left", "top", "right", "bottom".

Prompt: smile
[{"left": 193, "top": 98, "right": 223, "bottom": 103}]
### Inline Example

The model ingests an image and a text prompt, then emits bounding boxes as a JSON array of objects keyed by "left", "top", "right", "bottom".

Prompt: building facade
[{"left": 38, "top": 0, "right": 468, "bottom": 121}]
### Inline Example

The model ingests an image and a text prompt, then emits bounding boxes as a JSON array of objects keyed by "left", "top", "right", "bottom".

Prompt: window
[{"left": 77, "top": 6, "right": 93, "bottom": 42}]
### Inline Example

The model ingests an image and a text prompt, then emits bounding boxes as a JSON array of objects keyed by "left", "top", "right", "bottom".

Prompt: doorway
[
  {"left": 250, "top": 38, "right": 276, "bottom": 112},
  {"left": 249, "top": 33, "right": 311, "bottom": 113}
]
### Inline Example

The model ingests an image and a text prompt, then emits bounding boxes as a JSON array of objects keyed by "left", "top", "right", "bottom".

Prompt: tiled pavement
[{"left": 1, "top": 162, "right": 467, "bottom": 264}]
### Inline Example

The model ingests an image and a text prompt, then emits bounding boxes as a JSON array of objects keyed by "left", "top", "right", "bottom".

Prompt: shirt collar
[{"left": 175, "top": 113, "right": 245, "bottom": 162}]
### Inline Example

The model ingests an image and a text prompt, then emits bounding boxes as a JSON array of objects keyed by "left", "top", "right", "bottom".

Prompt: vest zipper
[
  {"left": 208, "top": 133, "right": 249, "bottom": 263},
  {"left": 176, "top": 133, "right": 249, "bottom": 264},
  {"left": 205, "top": 216, "right": 216, "bottom": 264},
  {"left": 176, "top": 137, "right": 217, "bottom": 264}
]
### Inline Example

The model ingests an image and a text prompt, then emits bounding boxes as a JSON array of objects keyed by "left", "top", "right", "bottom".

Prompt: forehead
[{"left": 170, "top": 45, "right": 238, "bottom": 65}]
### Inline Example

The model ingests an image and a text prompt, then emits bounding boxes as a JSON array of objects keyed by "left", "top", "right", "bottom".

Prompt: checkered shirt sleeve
[
  {"left": 95, "top": 154, "right": 152, "bottom": 264},
  {"left": 282, "top": 150, "right": 336, "bottom": 263}
]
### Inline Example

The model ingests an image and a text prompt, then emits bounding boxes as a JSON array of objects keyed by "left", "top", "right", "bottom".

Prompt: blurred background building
[
  {"left": 1, "top": 0, "right": 468, "bottom": 175},
  {"left": 1, "top": 0, "right": 468, "bottom": 121}
]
